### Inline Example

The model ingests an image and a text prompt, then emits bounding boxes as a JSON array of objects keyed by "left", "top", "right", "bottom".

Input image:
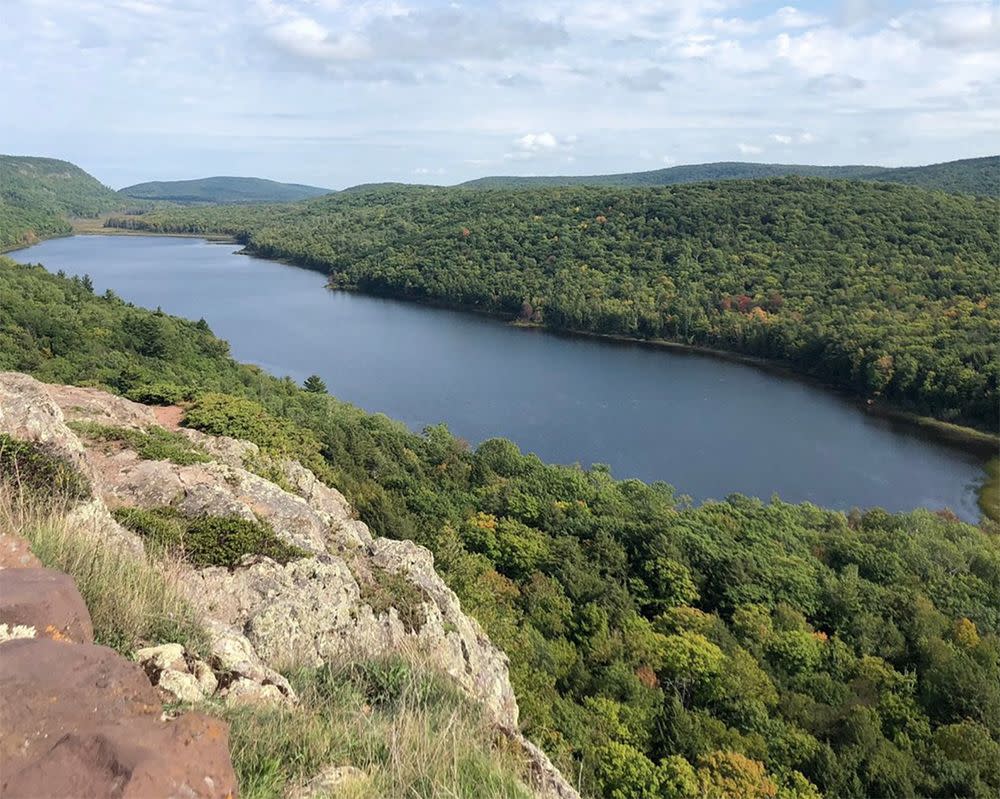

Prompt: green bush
[
  {"left": 126, "top": 381, "right": 189, "bottom": 405},
  {"left": 112, "top": 506, "right": 306, "bottom": 568},
  {"left": 0, "top": 433, "right": 89, "bottom": 501},
  {"left": 69, "top": 421, "right": 209, "bottom": 466}
]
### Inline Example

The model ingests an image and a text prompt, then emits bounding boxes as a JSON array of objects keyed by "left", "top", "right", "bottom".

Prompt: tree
[{"left": 303, "top": 374, "right": 327, "bottom": 393}]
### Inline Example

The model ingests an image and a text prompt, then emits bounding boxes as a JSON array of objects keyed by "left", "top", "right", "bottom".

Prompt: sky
[{"left": 1, "top": 0, "right": 997, "bottom": 189}]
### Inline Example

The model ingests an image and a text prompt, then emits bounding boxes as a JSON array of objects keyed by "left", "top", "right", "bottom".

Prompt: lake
[{"left": 11, "top": 234, "right": 990, "bottom": 521}]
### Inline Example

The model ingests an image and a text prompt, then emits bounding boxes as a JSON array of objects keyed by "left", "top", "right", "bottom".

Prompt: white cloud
[
  {"left": 770, "top": 133, "right": 793, "bottom": 144},
  {"left": 513, "top": 132, "right": 560, "bottom": 152},
  {"left": 738, "top": 142, "right": 763, "bottom": 155}
]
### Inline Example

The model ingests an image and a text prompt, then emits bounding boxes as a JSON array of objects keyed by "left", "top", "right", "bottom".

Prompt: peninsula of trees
[{"left": 110, "top": 178, "right": 999, "bottom": 430}]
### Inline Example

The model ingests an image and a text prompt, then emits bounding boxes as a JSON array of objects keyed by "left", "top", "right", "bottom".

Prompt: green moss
[
  {"left": 112, "top": 506, "right": 306, "bottom": 568},
  {"left": 0, "top": 433, "right": 90, "bottom": 500},
  {"left": 69, "top": 421, "right": 210, "bottom": 466}
]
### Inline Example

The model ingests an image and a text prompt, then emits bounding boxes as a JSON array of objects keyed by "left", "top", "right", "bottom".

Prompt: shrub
[
  {"left": 112, "top": 506, "right": 306, "bottom": 568},
  {"left": 126, "top": 381, "right": 189, "bottom": 405},
  {"left": 0, "top": 434, "right": 90, "bottom": 501},
  {"left": 70, "top": 422, "right": 210, "bottom": 466}
]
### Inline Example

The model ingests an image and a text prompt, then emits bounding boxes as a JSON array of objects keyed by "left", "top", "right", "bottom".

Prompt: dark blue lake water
[{"left": 12, "top": 235, "right": 990, "bottom": 521}]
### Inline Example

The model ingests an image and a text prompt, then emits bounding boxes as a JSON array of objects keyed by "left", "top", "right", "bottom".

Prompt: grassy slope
[
  {"left": 119, "top": 176, "right": 333, "bottom": 204},
  {"left": 459, "top": 155, "right": 1000, "bottom": 195}
]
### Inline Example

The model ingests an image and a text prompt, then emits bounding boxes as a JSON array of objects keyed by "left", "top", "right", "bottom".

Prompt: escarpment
[{"left": 0, "top": 371, "right": 579, "bottom": 799}]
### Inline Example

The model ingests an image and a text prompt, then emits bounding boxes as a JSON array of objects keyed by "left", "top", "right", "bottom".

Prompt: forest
[
  {"left": 3, "top": 256, "right": 999, "bottom": 799},
  {"left": 108, "top": 177, "right": 999, "bottom": 430}
]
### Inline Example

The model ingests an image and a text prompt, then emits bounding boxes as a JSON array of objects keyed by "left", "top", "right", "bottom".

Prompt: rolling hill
[
  {"left": 118, "top": 176, "right": 333, "bottom": 204},
  {"left": 459, "top": 155, "right": 999, "bottom": 195},
  {"left": 0, "top": 155, "right": 124, "bottom": 249}
]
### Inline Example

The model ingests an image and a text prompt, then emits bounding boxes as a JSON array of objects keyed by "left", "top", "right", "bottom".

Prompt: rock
[
  {"left": 0, "top": 371, "right": 95, "bottom": 485},
  {"left": 0, "top": 533, "right": 42, "bottom": 569},
  {"left": 193, "top": 658, "right": 219, "bottom": 696},
  {"left": 0, "top": 637, "right": 237, "bottom": 799},
  {"left": 287, "top": 765, "right": 369, "bottom": 798},
  {"left": 203, "top": 620, "right": 295, "bottom": 702},
  {"left": 157, "top": 668, "right": 206, "bottom": 704},
  {"left": 64, "top": 498, "right": 147, "bottom": 558},
  {"left": 0, "top": 567, "right": 94, "bottom": 644},
  {"left": 224, "top": 677, "right": 285, "bottom": 707},
  {"left": 42, "top": 382, "right": 159, "bottom": 430},
  {"left": 134, "top": 642, "right": 187, "bottom": 673}
]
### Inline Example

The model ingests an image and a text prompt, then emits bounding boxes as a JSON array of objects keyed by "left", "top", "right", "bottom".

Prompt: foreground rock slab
[
  {"left": 0, "top": 637, "right": 238, "bottom": 799},
  {"left": 0, "top": 567, "right": 94, "bottom": 643}
]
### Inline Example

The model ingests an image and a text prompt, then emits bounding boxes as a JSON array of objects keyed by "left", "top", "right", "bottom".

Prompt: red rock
[
  {"left": 0, "top": 638, "right": 238, "bottom": 798},
  {"left": 0, "top": 533, "right": 41, "bottom": 569},
  {"left": 0, "top": 567, "right": 94, "bottom": 643}
]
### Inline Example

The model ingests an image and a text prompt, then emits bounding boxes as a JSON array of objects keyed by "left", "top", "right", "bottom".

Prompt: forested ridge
[
  {"left": 0, "top": 155, "right": 125, "bottom": 250},
  {"left": 119, "top": 176, "right": 334, "bottom": 205},
  {"left": 109, "top": 178, "right": 1000, "bottom": 430},
  {"left": 459, "top": 156, "right": 999, "bottom": 196},
  {"left": 4, "top": 257, "right": 1000, "bottom": 799}
]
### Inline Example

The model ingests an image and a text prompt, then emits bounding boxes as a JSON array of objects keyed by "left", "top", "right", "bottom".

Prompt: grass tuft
[{"left": 216, "top": 656, "right": 532, "bottom": 799}]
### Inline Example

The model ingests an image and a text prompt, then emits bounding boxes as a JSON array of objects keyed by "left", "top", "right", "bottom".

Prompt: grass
[
  {"left": 112, "top": 506, "right": 307, "bottom": 568},
  {"left": 215, "top": 656, "right": 533, "bottom": 799},
  {"left": 68, "top": 420, "right": 210, "bottom": 466},
  {"left": 0, "top": 484, "right": 207, "bottom": 655}
]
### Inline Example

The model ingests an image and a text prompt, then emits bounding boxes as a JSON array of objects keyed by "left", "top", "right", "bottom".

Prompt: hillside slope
[
  {"left": 0, "top": 155, "right": 123, "bottom": 249},
  {"left": 459, "top": 155, "right": 999, "bottom": 195},
  {"left": 119, "top": 176, "right": 333, "bottom": 204},
  {"left": 0, "top": 371, "right": 572, "bottom": 798}
]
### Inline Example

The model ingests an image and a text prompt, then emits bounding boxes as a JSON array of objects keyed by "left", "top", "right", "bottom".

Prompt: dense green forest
[
  {"left": 4, "top": 256, "right": 999, "bottom": 799},
  {"left": 109, "top": 178, "right": 1000, "bottom": 430},
  {"left": 119, "top": 176, "right": 333, "bottom": 205},
  {"left": 0, "top": 155, "right": 126, "bottom": 249},
  {"left": 459, "top": 156, "right": 999, "bottom": 196}
]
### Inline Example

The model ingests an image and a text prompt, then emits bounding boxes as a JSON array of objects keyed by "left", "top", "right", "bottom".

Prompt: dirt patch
[{"left": 153, "top": 405, "right": 185, "bottom": 431}]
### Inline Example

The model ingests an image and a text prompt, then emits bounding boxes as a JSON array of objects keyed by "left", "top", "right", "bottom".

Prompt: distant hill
[
  {"left": 119, "top": 176, "right": 333, "bottom": 204},
  {"left": 0, "top": 155, "right": 123, "bottom": 249},
  {"left": 459, "top": 156, "right": 999, "bottom": 196}
]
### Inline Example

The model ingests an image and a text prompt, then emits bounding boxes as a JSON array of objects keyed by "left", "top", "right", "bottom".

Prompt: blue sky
[{"left": 1, "top": 0, "right": 996, "bottom": 188}]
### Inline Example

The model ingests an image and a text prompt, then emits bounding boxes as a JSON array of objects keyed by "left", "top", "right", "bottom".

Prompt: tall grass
[
  {"left": 0, "top": 484, "right": 206, "bottom": 654},
  {"left": 219, "top": 657, "right": 533, "bottom": 799}
]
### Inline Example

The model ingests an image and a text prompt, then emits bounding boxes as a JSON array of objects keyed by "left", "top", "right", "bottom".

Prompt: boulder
[
  {"left": 0, "top": 533, "right": 41, "bottom": 570},
  {"left": 0, "top": 637, "right": 238, "bottom": 798},
  {"left": 157, "top": 668, "right": 206, "bottom": 704},
  {"left": 0, "top": 567, "right": 94, "bottom": 644}
]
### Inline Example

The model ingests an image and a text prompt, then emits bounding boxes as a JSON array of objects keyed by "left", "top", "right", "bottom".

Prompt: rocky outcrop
[
  {"left": 0, "top": 372, "right": 580, "bottom": 799},
  {"left": 0, "top": 638, "right": 237, "bottom": 799}
]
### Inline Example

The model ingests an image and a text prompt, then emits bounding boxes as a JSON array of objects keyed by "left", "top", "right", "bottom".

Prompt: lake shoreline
[{"left": 16, "top": 228, "right": 997, "bottom": 454}]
